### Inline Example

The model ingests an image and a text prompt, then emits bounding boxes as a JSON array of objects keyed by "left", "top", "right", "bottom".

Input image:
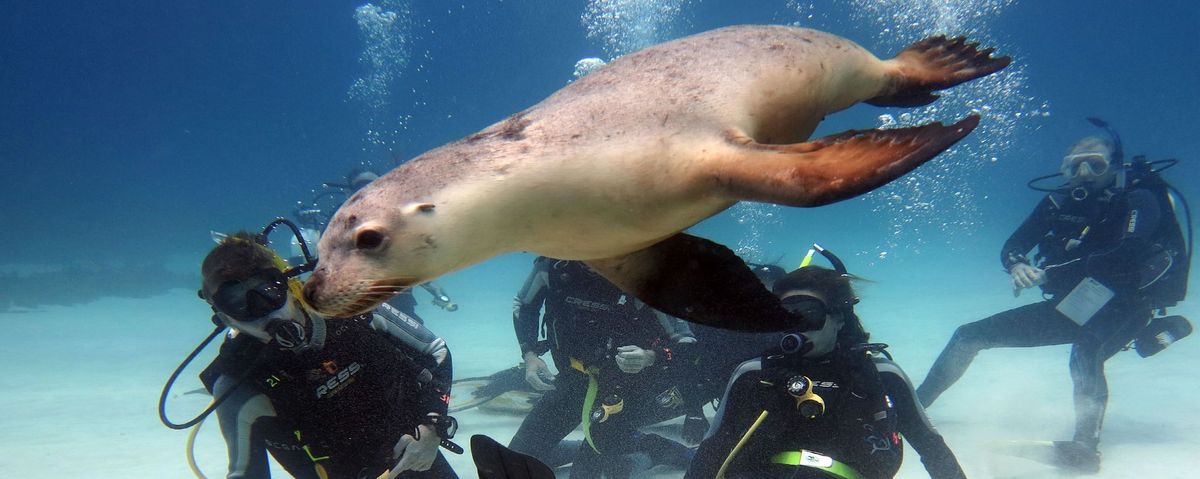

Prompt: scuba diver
[
  {"left": 916, "top": 118, "right": 1192, "bottom": 474},
  {"left": 508, "top": 256, "right": 697, "bottom": 478},
  {"left": 686, "top": 246, "right": 967, "bottom": 479},
  {"left": 292, "top": 167, "right": 460, "bottom": 323},
  {"left": 158, "top": 220, "right": 461, "bottom": 479}
]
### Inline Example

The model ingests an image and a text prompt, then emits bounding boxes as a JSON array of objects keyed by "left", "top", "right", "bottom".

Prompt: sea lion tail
[
  {"left": 867, "top": 35, "right": 1012, "bottom": 107},
  {"left": 716, "top": 115, "right": 980, "bottom": 207}
]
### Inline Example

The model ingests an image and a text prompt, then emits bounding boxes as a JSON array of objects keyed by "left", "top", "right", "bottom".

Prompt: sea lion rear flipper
[
  {"left": 718, "top": 115, "right": 979, "bottom": 207},
  {"left": 867, "top": 35, "right": 1011, "bottom": 107},
  {"left": 586, "top": 233, "right": 802, "bottom": 332},
  {"left": 472, "top": 434, "right": 556, "bottom": 479}
]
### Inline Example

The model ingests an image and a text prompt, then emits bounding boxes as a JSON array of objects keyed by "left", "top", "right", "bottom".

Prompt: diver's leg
[
  {"left": 1068, "top": 304, "right": 1150, "bottom": 452},
  {"left": 918, "top": 301, "right": 1077, "bottom": 406},
  {"left": 508, "top": 370, "right": 589, "bottom": 467}
]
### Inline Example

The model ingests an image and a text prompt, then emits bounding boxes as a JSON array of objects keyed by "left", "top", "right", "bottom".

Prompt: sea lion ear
[{"left": 402, "top": 203, "right": 436, "bottom": 215}]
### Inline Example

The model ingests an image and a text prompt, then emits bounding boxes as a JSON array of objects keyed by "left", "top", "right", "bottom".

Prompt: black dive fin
[
  {"left": 586, "top": 233, "right": 809, "bottom": 332},
  {"left": 472, "top": 434, "right": 557, "bottom": 479}
]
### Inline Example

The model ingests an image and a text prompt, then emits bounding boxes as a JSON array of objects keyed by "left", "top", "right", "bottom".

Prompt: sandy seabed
[{"left": 3, "top": 275, "right": 1198, "bottom": 478}]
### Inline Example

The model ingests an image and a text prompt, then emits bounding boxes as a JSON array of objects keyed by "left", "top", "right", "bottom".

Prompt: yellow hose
[
  {"left": 186, "top": 413, "right": 210, "bottom": 479},
  {"left": 716, "top": 410, "right": 769, "bottom": 479}
]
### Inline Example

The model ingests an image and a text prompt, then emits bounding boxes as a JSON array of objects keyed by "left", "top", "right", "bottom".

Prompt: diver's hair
[
  {"left": 772, "top": 266, "right": 857, "bottom": 308},
  {"left": 200, "top": 232, "right": 276, "bottom": 294},
  {"left": 1067, "top": 136, "right": 1114, "bottom": 156}
]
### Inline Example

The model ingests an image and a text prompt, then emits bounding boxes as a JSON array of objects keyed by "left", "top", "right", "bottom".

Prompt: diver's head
[
  {"left": 201, "top": 233, "right": 305, "bottom": 345},
  {"left": 1061, "top": 136, "right": 1116, "bottom": 191},
  {"left": 348, "top": 169, "right": 381, "bottom": 192},
  {"left": 773, "top": 266, "right": 859, "bottom": 358}
]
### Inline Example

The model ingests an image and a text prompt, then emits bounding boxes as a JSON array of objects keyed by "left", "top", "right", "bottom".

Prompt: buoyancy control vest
[
  {"left": 542, "top": 259, "right": 660, "bottom": 366},
  {"left": 250, "top": 314, "right": 428, "bottom": 468}
]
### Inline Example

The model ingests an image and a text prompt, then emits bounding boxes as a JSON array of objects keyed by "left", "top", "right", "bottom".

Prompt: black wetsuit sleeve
[
  {"left": 1001, "top": 195, "right": 1058, "bottom": 271},
  {"left": 1086, "top": 188, "right": 1163, "bottom": 291},
  {"left": 513, "top": 257, "right": 551, "bottom": 356},
  {"left": 876, "top": 360, "right": 967, "bottom": 479},
  {"left": 644, "top": 308, "right": 697, "bottom": 365},
  {"left": 370, "top": 304, "right": 453, "bottom": 416},
  {"left": 213, "top": 374, "right": 277, "bottom": 479}
]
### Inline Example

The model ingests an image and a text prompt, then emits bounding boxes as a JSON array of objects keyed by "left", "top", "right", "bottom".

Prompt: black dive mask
[
  {"left": 210, "top": 268, "right": 289, "bottom": 321},
  {"left": 780, "top": 294, "right": 831, "bottom": 330}
]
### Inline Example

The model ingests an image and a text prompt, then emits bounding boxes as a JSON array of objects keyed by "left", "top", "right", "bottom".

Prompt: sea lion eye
[{"left": 354, "top": 228, "right": 386, "bottom": 251}]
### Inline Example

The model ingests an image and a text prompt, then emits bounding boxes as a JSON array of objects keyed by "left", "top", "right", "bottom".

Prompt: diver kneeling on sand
[
  {"left": 158, "top": 219, "right": 461, "bottom": 479},
  {"left": 686, "top": 246, "right": 967, "bottom": 479}
]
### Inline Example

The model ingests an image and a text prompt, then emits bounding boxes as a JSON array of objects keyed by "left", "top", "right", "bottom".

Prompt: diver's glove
[
  {"left": 523, "top": 352, "right": 556, "bottom": 391},
  {"left": 387, "top": 423, "right": 440, "bottom": 476},
  {"left": 681, "top": 413, "right": 709, "bottom": 445},
  {"left": 1009, "top": 263, "right": 1046, "bottom": 296},
  {"left": 615, "top": 345, "right": 656, "bottom": 374}
]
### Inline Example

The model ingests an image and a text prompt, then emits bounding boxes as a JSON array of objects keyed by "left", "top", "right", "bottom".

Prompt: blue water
[{"left": 2, "top": 0, "right": 1197, "bottom": 477}]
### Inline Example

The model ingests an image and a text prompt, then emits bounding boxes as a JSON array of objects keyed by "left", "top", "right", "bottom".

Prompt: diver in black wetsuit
[
  {"left": 196, "top": 232, "right": 460, "bottom": 479},
  {"left": 687, "top": 261, "right": 966, "bottom": 479},
  {"left": 508, "top": 257, "right": 696, "bottom": 478},
  {"left": 917, "top": 130, "right": 1191, "bottom": 473}
]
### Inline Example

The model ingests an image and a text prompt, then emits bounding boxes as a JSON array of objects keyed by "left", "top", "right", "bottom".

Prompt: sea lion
[{"left": 303, "top": 25, "right": 1010, "bottom": 331}]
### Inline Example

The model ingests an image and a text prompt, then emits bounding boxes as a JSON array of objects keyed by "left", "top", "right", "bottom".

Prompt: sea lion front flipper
[
  {"left": 867, "top": 35, "right": 1012, "bottom": 107},
  {"left": 472, "top": 434, "right": 556, "bottom": 479},
  {"left": 586, "top": 233, "right": 803, "bottom": 332},
  {"left": 717, "top": 115, "right": 979, "bottom": 207}
]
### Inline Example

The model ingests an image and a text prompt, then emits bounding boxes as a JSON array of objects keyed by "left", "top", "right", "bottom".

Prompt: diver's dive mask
[
  {"left": 780, "top": 294, "right": 846, "bottom": 358},
  {"left": 207, "top": 270, "right": 307, "bottom": 348},
  {"left": 1062, "top": 152, "right": 1111, "bottom": 179},
  {"left": 209, "top": 267, "right": 289, "bottom": 322}
]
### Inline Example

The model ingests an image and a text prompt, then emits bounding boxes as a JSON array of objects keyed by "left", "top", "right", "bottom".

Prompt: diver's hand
[
  {"left": 431, "top": 296, "right": 458, "bottom": 312},
  {"left": 615, "top": 345, "right": 656, "bottom": 374},
  {"left": 1009, "top": 263, "right": 1046, "bottom": 296},
  {"left": 387, "top": 425, "right": 439, "bottom": 477},
  {"left": 523, "top": 352, "right": 556, "bottom": 391}
]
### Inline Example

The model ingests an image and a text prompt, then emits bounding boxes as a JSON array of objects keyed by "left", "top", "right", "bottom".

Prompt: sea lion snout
[{"left": 301, "top": 267, "right": 327, "bottom": 312}]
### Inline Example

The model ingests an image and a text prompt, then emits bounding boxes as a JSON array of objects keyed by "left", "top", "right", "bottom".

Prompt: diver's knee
[{"left": 948, "top": 324, "right": 989, "bottom": 352}]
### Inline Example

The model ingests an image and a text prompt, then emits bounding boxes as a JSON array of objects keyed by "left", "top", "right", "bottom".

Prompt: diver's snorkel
[
  {"left": 799, "top": 243, "right": 849, "bottom": 275},
  {"left": 1087, "top": 117, "right": 1125, "bottom": 189},
  {"left": 158, "top": 218, "right": 319, "bottom": 430},
  {"left": 258, "top": 217, "right": 318, "bottom": 277}
]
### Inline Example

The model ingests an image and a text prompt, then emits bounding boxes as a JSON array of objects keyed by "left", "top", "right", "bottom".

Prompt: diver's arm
[
  {"left": 657, "top": 309, "right": 696, "bottom": 343},
  {"left": 647, "top": 308, "right": 697, "bottom": 365},
  {"left": 213, "top": 374, "right": 277, "bottom": 479},
  {"left": 1001, "top": 195, "right": 1058, "bottom": 270},
  {"left": 875, "top": 359, "right": 967, "bottom": 479},
  {"left": 513, "top": 257, "right": 551, "bottom": 357},
  {"left": 370, "top": 306, "right": 453, "bottom": 416},
  {"left": 372, "top": 303, "right": 450, "bottom": 366},
  {"left": 1085, "top": 188, "right": 1163, "bottom": 289}
]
